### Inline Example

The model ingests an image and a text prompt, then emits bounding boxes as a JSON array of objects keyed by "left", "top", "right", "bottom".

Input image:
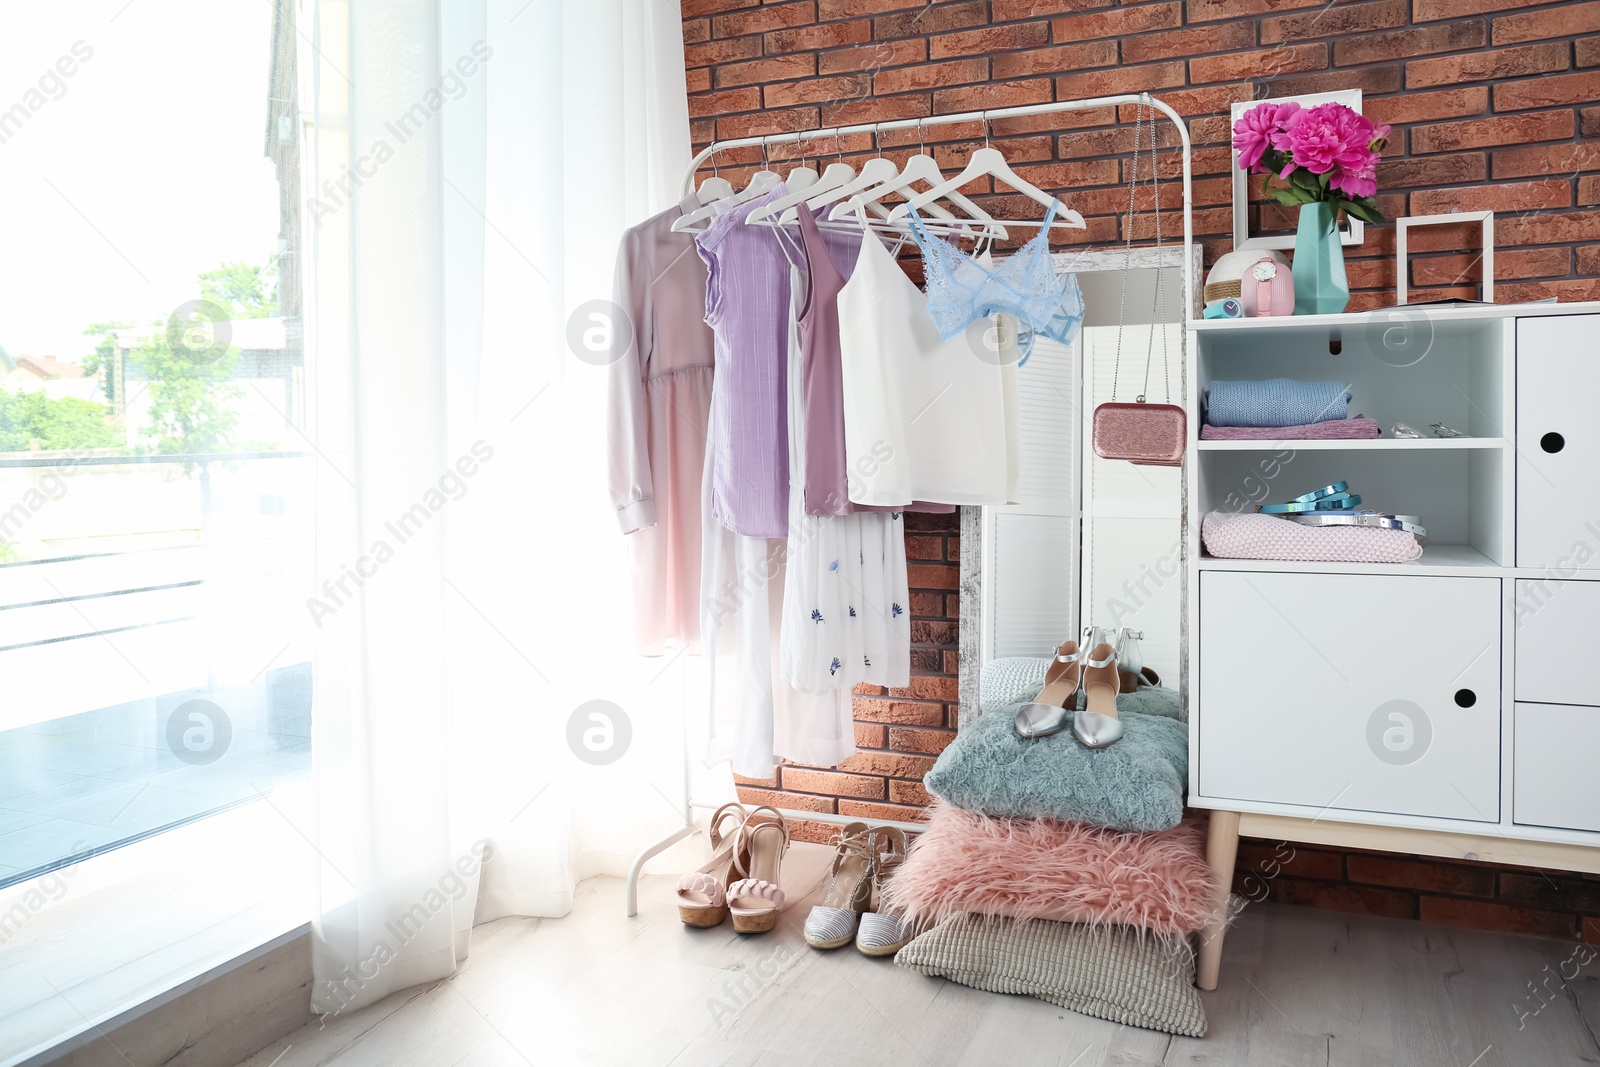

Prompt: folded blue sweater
[{"left": 1206, "top": 379, "right": 1350, "bottom": 428}]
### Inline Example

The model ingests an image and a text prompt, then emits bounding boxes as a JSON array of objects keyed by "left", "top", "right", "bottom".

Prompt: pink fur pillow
[{"left": 881, "top": 802, "right": 1219, "bottom": 936}]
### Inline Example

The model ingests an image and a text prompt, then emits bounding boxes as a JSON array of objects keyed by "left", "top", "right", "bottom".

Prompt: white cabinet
[
  {"left": 1514, "top": 578, "right": 1600, "bottom": 706},
  {"left": 1199, "top": 571, "right": 1500, "bottom": 822},
  {"left": 1517, "top": 315, "right": 1600, "bottom": 569},
  {"left": 1514, "top": 703, "right": 1600, "bottom": 833}
]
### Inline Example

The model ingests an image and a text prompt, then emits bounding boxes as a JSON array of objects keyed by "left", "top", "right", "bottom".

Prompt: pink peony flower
[
  {"left": 1331, "top": 158, "right": 1379, "bottom": 199},
  {"left": 1285, "top": 102, "right": 1385, "bottom": 177},
  {"left": 1232, "top": 101, "right": 1300, "bottom": 172}
]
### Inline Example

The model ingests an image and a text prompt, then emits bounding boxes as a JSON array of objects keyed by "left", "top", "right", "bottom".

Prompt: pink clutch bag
[{"left": 1093, "top": 400, "right": 1187, "bottom": 467}]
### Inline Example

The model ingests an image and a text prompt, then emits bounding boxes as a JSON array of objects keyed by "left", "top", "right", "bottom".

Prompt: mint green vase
[{"left": 1292, "top": 201, "right": 1349, "bottom": 315}]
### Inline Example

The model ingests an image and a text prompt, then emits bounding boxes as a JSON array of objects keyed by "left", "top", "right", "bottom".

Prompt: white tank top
[{"left": 837, "top": 210, "right": 1019, "bottom": 507}]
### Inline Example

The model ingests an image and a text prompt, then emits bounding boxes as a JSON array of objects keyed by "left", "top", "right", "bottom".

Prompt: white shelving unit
[{"left": 1183, "top": 301, "right": 1600, "bottom": 990}]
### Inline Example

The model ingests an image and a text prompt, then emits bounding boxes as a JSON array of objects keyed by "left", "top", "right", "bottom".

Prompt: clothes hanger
[
  {"left": 745, "top": 132, "right": 853, "bottom": 225},
  {"left": 887, "top": 114, "right": 1086, "bottom": 230},
  {"left": 781, "top": 130, "right": 819, "bottom": 194},
  {"left": 671, "top": 142, "right": 783, "bottom": 233},
  {"left": 831, "top": 117, "right": 1006, "bottom": 242},
  {"left": 695, "top": 149, "right": 734, "bottom": 205}
]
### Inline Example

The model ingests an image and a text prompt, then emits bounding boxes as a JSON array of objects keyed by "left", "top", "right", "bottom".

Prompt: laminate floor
[{"left": 234, "top": 843, "right": 1600, "bottom": 1067}]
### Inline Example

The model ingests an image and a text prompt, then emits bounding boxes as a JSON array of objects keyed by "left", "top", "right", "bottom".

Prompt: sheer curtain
[{"left": 305, "top": 0, "right": 701, "bottom": 1016}]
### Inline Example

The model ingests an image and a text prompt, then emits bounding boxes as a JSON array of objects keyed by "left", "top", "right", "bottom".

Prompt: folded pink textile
[
  {"left": 880, "top": 802, "right": 1219, "bottom": 936},
  {"left": 1200, "top": 416, "right": 1380, "bottom": 440}
]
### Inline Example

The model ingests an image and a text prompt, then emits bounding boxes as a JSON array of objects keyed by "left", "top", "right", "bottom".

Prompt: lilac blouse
[{"left": 695, "top": 186, "right": 792, "bottom": 539}]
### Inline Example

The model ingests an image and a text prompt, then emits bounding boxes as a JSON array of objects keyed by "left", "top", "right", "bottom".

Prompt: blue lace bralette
[{"left": 906, "top": 200, "right": 1084, "bottom": 363}]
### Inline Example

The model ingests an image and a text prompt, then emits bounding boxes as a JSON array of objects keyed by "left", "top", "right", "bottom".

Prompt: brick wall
[{"left": 693, "top": 0, "right": 1600, "bottom": 934}]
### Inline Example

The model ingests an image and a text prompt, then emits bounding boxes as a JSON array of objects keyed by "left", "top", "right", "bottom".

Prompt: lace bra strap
[{"left": 903, "top": 204, "right": 935, "bottom": 251}]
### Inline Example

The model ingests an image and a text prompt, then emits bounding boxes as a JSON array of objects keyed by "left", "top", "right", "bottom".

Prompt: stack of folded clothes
[
  {"left": 1201, "top": 378, "right": 1379, "bottom": 440},
  {"left": 883, "top": 658, "right": 1224, "bottom": 1037}
]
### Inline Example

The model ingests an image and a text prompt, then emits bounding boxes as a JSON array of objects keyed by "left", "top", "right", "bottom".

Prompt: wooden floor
[{"left": 235, "top": 842, "right": 1600, "bottom": 1067}]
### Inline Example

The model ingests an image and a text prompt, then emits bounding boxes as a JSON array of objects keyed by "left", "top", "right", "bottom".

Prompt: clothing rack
[{"left": 625, "top": 91, "right": 1194, "bottom": 917}]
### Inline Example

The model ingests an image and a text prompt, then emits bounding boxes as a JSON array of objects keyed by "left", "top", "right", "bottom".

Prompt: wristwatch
[{"left": 1252, "top": 259, "right": 1280, "bottom": 317}]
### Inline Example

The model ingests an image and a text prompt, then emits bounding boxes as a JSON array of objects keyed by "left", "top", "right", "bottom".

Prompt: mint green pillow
[{"left": 924, "top": 706, "right": 1187, "bottom": 833}]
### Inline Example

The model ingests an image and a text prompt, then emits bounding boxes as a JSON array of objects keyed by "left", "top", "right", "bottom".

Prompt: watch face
[{"left": 1252, "top": 261, "right": 1277, "bottom": 281}]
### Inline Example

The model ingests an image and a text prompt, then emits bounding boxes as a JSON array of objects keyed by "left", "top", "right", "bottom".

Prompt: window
[{"left": 0, "top": 1, "right": 310, "bottom": 889}]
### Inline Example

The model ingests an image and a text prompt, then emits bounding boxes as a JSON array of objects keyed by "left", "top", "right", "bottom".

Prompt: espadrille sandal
[
  {"left": 857, "top": 826, "right": 912, "bottom": 957},
  {"left": 804, "top": 822, "right": 874, "bottom": 949},
  {"left": 675, "top": 802, "right": 748, "bottom": 928}
]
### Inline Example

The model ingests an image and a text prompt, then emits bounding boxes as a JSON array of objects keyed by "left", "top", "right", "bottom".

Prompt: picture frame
[{"left": 1231, "top": 89, "right": 1366, "bottom": 251}]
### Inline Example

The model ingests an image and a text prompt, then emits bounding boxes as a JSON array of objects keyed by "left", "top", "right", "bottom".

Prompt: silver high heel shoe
[{"left": 1073, "top": 627, "right": 1128, "bottom": 749}]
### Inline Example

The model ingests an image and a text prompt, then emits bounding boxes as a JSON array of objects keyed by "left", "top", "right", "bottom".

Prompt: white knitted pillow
[{"left": 1202, "top": 511, "right": 1422, "bottom": 564}]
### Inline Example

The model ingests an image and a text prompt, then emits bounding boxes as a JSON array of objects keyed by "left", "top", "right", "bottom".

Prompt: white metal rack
[{"left": 625, "top": 91, "right": 1196, "bottom": 917}]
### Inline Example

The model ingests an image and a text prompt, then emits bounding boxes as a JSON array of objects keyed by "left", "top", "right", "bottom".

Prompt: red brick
[
  {"left": 714, "top": 108, "right": 819, "bottom": 140},
  {"left": 1261, "top": 878, "right": 1417, "bottom": 920},
  {"left": 1496, "top": 70, "right": 1600, "bottom": 111},
  {"left": 1124, "top": 22, "right": 1255, "bottom": 64},
  {"left": 736, "top": 787, "right": 836, "bottom": 813},
  {"left": 942, "top": 650, "right": 960, "bottom": 674},
  {"left": 1411, "top": 179, "right": 1572, "bottom": 215},
  {"left": 991, "top": 41, "right": 1119, "bottom": 79},
  {"left": 1493, "top": 2, "right": 1600, "bottom": 44},
  {"left": 820, "top": 38, "right": 926, "bottom": 76},
  {"left": 995, "top": 0, "right": 1116, "bottom": 18},
  {"left": 838, "top": 751, "right": 936, "bottom": 778},
  {"left": 903, "top": 511, "right": 959, "bottom": 532},
  {"left": 907, "top": 563, "right": 959, "bottom": 590},
  {"left": 1194, "top": 44, "right": 1329, "bottom": 85},
  {"left": 838, "top": 799, "right": 929, "bottom": 822},
  {"left": 1049, "top": 2, "right": 1180, "bottom": 41},
  {"left": 1266, "top": 64, "right": 1402, "bottom": 97},
  {"left": 933, "top": 78, "right": 1053, "bottom": 114},
  {"left": 1057, "top": 60, "right": 1186, "bottom": 99},
  {"left": 1415, "top": 0, "right": 1537, "bottom": 18},
  {"left": 889, "top": 779, "right": 932, "bottom": 806},
  {"left": 786, "top": 817, "right": 844, "bottom": 846},
  {"left": 1237, "top": 841, "right": 1346, "bottom": 882},
  {"left": 688, "top": 86, "right": 761, "bottom": 117},
  {"left": 888, "top": 726, "right": 956, "bottom": 755},
  {"left": 910, "top": 619, "right": 957, "bottom": 645},
  {"left": 931, "top": 23, "right": 1049, "bottom": 60},
  {"left": 1262, "top": 0, "right": 1407, "bottom": 43},
  {"left": 871, "top": 1, "right": 989, "bottom": 37},
  {"left": 714, "top": 53, "right": 815, "bottom": 90},
  {"left": 1581, "top": 36, "right": 1600, "bottom": 68},
  {"left": 1335, "top": 19, "right": 1486, "bottom": 66},
  {"left": 1497, "top": 278, "right": 1600, "bottom": 301},
  {"left": 683, "top": 18, "right": 710, "bottom": 43},
  {"left": 1378, "top": 151, "right": 1486, "bottom": 189},
  {"left": 1407, "top": 41, "right": 1567, "bottom": 88},
  {"left": 888, "top": 674, "right": 959, "bottom": 701},
  {"left": 820, "top": 94, "right": 930, "bottom": 127},
  {"left": 853, "top": 698, "right": 944, "bottom": 726},
  {"left": 855, "top": 721, "right": 887, "bottom": 748},
  {"left": 1579, "top": 245, "right": 1600, "bottom": 275},
  {"left": 872, "top": 58, "right": 988, "bottom": 96},
  {"left": 686, "top": 68, "right": 711, "bottom": 94},
  {"left": 1189, "top": 0, "right": 1319, "bottom": 20},
  {"left": 685, "top": 36, "right": 760, "bottom": 69},
  {"left": 1420, "top": 896, "right": 1577, "bottom": 939},
  {"left": 1495, "top": 142, "right": 1600, "bottom": 180},
  {"left": 734, "top": 771, "right": 778, "bottom": 788},
  {"left": 1365, "top": 87, "right": 1487, "bottom": 126},
  {"left": 1346, "top": 855, "right": 1497, "bottom": 897},
  {"left": 781, "top": 767, "right": 886, "bottom": 799},
  {"left": 766, "top": 20, "right": 871, "bottom": 54},
  {"left": 1584, "top": 176, "right": 1600, "bottom": 207},
  {"left": 764, "top": 74, "right": 872, "bottom": 108},
  {"left": 711, "top": 2, "right": 816, "bottom": 38},
  {"left": 908, "top": 591, "right": 944, "bottom": 618},
  {"left": 683, "top": 0, "right": 756, "bottom": 16},
  {"left": 1411, "top": 111, "right": 1574, "bottom": 153}
]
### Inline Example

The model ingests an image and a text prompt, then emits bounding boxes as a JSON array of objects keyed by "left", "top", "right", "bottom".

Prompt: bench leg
[{"left": 1196, "top": 809, "right": 1240, "bottom": 991}]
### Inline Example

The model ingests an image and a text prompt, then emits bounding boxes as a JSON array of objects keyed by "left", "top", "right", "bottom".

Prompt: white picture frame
[
  {"left": 1231, "top": 89, "right": 1366, "bottom": 251},
  {"left": 1395, "top": 210, "right": 1494, "bottom": 304}
]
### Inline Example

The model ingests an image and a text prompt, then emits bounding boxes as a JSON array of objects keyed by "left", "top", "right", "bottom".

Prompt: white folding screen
[
  {"left": 980, "top": 332, "right": 1080, "bottom": 661},
  {"left": 1080, "top": 323, "right": 1184, "bottom": 686}
]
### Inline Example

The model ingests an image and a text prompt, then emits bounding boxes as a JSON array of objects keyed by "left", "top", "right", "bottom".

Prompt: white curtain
[{"left": 305, "top": 0, "right": 700, "bottom": 1017}]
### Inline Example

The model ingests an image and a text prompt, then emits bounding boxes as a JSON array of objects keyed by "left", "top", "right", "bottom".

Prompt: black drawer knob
[
  {"left": 1454, "top": 689, "right": 1476, "bottom": 708},
  {"left": 1541, "top": 432, "right": 1565, "bottom": 453}
]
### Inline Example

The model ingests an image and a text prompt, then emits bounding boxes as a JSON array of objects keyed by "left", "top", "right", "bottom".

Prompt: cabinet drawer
[
  {"left": 1515, "top": 579, "right": 1600, "bottom": 706},
  {"left": 1199, "top": 572, "right": 1500, "bottom": 822},
  {"left": 1517, "top": 316, "right": 1600, "bottom": 568},
  {"left": 1514, "top": 703, "right": 1600, "bottom": 833}
]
